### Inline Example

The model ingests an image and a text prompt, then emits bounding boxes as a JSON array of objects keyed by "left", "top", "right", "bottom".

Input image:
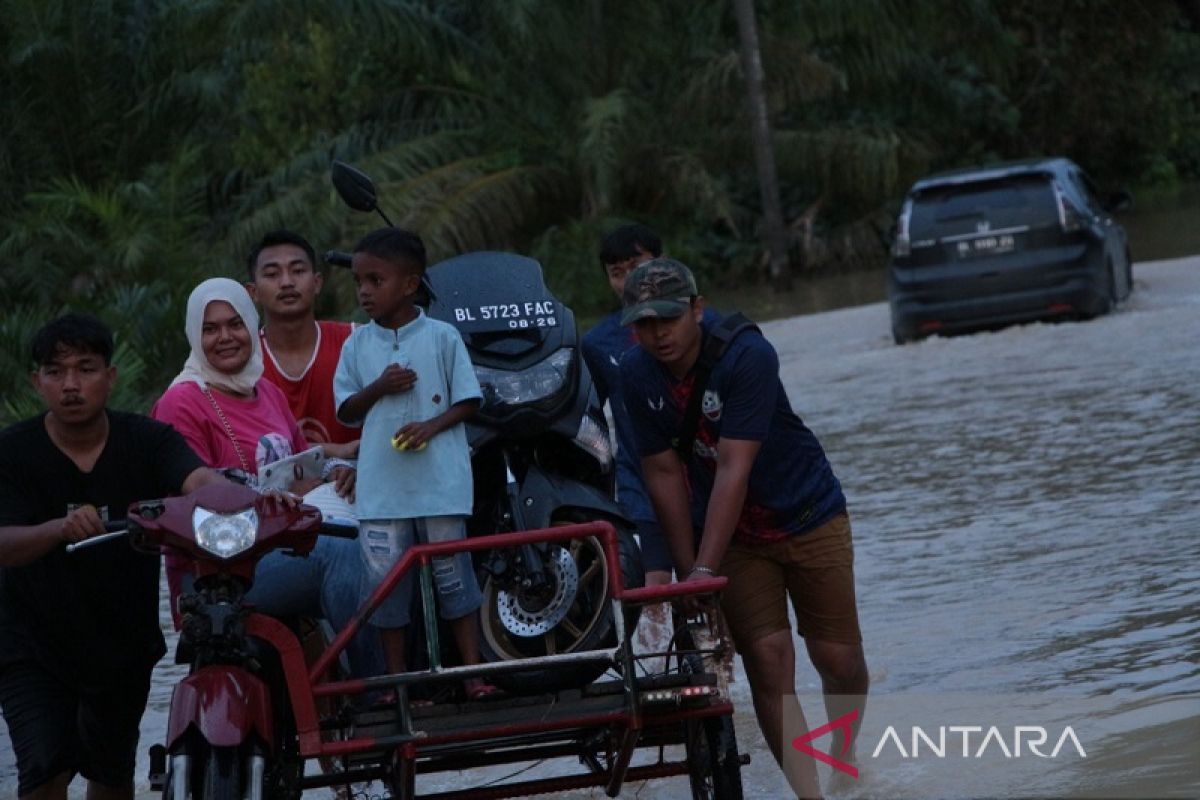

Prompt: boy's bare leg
[
  {"left": 448, "top": 612, "right": 494, "bottom": 696},
  {"left": 449, "top": 611, "right": 500, "bottom": 698},
  {"left": 448, "top": 612, "right": 482, "bottom": 665},
  {"left": 380, "top": 627, "right": 407, "bottom": 675}
]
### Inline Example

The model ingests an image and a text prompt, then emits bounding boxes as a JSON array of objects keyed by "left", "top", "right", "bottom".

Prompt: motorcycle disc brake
[{"left": 495, "top": 545, "right": 579, "bottom": 637}]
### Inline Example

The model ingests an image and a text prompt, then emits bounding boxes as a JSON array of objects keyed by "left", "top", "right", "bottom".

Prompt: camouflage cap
[{"left": 619, "top": 257, "right": 699, "bottom": 326}]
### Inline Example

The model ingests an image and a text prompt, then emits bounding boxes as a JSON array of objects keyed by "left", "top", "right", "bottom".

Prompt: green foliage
[{"left": 1, "top": 0, "right": 1197, "bottom": 427}]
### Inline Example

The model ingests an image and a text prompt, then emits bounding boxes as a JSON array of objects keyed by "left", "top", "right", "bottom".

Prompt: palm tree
[{"left": 732, "top": 0, "right": 790, "bottom": 290}]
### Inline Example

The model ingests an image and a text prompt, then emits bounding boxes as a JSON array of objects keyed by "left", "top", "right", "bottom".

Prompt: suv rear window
[{"left": 910, "top": 175, "right": 1058, "bottom": 239}]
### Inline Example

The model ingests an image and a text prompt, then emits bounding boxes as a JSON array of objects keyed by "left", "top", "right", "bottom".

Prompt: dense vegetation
[{"left": 2, "top": 0, "right": 1198, "bottom": 422}]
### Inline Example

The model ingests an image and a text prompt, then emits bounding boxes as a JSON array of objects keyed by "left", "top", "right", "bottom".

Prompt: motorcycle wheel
[
  {"left": 478, "top": 513, "right": 644, "bottom": 693},
  {"left": 163, "top": 743, "right": 294, "bottom": 800},
  {"left": 201, "top": 747, "right": 242, "bottom": 800}
]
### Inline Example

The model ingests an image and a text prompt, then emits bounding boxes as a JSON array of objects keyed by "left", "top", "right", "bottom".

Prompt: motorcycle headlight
[
  {"left": 476, "top": 348, "right": 573, "bottom": 413},
  {"left": 573, "top": 413, "right": 613, "bottom": 470},
  {"left": 192, "top": 507, "right": 258, "bottom": 559}
]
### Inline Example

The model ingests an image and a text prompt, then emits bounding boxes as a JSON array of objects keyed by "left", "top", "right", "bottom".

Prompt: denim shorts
[{"left": 358, "top": 516, "right": 482, "bottom": 628}]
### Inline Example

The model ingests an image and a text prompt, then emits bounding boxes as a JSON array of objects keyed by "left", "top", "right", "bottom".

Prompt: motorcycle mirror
[
  {"left": 331, "top": 161, "right": 379, "bottom": 213},
  {"left": 323, "top": 250, "right": 353, "bottom": 269}
]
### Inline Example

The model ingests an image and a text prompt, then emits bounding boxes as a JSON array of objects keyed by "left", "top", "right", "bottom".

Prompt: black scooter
[{"left": 328, "top": 161, "right": 643, "bottom": 692}]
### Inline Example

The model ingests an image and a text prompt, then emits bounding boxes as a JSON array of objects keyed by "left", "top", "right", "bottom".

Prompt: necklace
[{"left": 202, "top": 385, "right": 250, "bottom": 473}]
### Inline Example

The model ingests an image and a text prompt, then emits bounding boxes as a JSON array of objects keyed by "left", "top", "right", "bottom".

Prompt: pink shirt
[
  {"left": 151, "top": 380, "right": 308, "bottom": 475},
  {"left": 151, "top": 379, "right": 310, "bottom": 596}
]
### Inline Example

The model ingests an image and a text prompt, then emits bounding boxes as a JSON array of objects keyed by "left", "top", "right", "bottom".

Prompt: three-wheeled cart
[{"left": 274, "top": 520, "right": 746, "bottom": 799}]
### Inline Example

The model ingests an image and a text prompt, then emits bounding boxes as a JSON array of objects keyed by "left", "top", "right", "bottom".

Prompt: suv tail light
[
  {"left": 892, "top": 200, "right": 913, "bottom": 257},
  {"left": 1053, "top": 181, "right": 1084, "bottom": 232}
]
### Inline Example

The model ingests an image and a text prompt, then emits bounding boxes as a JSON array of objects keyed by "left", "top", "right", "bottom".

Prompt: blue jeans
[{"left": 246, "top": 535, "right": 384, "bottom": 679}]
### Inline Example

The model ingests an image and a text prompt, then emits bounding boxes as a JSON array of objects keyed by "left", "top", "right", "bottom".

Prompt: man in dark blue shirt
[
  {"left": 619, "top": 258, "right": 869, "bottom": 799},
  {"left": 582, "top": 225, "right": 721, "bottom": 652},
  {"left": 581, "top": 225, "right": 665, "bottom": 584}
]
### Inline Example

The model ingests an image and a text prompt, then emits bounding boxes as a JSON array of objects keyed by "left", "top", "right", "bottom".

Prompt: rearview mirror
[{"left": 331, "top": 161, "right": 378, "bottom": 213}]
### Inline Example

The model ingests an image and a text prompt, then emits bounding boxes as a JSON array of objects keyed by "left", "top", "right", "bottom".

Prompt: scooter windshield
[{"left": 426, "top": 252, "right": 563, "bottom": 340}]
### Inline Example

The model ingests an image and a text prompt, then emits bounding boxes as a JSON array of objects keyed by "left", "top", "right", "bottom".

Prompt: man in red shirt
[{"left": 245, "top": 230, "right": 359, "bottom": 457}]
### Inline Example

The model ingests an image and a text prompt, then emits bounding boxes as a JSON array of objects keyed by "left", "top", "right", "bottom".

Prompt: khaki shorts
[{"left": 719, "top": 511, "right": 862, "bottom": 650}]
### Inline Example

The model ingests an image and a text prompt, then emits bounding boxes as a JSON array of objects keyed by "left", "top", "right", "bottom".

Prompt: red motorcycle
[
  {"left": 76, "top": 482, "right": 743, "bottom": 799},
  {"left": 120, "top": 482, "right": 349, "bottom": 799}
]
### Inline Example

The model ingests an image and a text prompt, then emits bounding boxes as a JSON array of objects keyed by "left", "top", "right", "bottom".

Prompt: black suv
[{"left": 887, "top": 157, "right": 1132, "bottom": 344}]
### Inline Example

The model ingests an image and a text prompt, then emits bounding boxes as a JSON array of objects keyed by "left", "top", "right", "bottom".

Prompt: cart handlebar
[{"left": 617, "top": 576, "right": 727, "bottom": 605}]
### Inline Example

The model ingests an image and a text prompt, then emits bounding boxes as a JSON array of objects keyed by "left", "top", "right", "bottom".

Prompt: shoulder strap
[{"left": 671, "top": 313, "right": 759, "bottom": 458}]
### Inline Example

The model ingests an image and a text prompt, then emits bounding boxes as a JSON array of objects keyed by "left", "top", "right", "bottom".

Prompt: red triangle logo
[{"left": 791, "top": 708, "right": 860, "bottom": 778}]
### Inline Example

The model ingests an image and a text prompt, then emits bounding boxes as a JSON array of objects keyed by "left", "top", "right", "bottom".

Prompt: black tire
[
  {"left": 1122, "top": 249, "right": 1134, "bottom": 300},
  {"left": 201, "top": 747, "right": 242, "bottom": 800},
  {"left": 685, "top": 715, "right": 744, "bottom": 800},
  {"left": 678, "top": 649, "right": 742, "bottom": 799},
  {"left": 478, "top": 513, "right": 644, "bottom": 693},
  {"left": 1090, "top": 259, "right": 1115, "bottom": 318}
]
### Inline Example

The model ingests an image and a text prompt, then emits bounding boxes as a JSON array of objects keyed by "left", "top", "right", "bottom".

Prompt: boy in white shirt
[{"left": 334, "top": 227, "right": 495, "bottom": 699}]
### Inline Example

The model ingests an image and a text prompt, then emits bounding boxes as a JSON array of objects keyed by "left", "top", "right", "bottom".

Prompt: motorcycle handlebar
[
  {"left": 323, "top": 250, "right": 352, "bottom": 269},
  {"left": 65, "top": 520, "right": 129, "bottom": 553},
  {"left": 68, "top": 519, "right": 356, "bottom": 552}
]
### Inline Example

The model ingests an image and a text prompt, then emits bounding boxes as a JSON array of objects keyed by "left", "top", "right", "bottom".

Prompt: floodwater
[{"left": 3, "top": 258, "right": 1198, "bottom": 798}]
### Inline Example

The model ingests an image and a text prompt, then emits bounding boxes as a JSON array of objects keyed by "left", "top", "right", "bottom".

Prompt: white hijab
[{"left": 171, "top": 277, "right": 264, "bottom": 395}]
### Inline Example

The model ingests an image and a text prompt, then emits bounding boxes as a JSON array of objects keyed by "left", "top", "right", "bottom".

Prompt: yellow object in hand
[{"left": 391, "top": 432, "right": 427, "bottom": 452}]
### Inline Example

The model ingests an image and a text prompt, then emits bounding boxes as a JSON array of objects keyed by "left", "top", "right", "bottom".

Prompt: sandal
[
  {"left": 465, "top": 680, "right": 502, "bottom": 701},
  {"left": 372, "top": 690, "right": 434, "bottom": 709}
]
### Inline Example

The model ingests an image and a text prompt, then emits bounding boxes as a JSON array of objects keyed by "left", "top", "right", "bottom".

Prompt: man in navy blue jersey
[
  {"left": 619, "top": 258, "right": 869, "bottom": 799},
  {"left": 581, "top": 225, "right": 719, "bottom": 651},
  {"left": 580, "top": 227, "right": 667, "bottom": 592}
]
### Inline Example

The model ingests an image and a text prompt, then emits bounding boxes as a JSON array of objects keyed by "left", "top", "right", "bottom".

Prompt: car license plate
[{"left": 955, "top": 234, "right": 1016, "bottom": 259}]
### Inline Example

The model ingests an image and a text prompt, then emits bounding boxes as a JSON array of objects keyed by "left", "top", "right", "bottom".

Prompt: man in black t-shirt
[{"left": 0, "top": 314, "right": 220, "bottom": 800}]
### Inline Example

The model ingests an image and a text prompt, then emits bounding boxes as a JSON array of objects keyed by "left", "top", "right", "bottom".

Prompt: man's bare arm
[
  {"left": 692, "top": 437, "right": 761, "bottom": 577},
  {"left": 321, "top": 439, "right": 360, "bottom": 460},
  {"left": 0, "top": 467, "right": 235, "bottom": 567},
  {"left": 0, "top": 506, "right": 106, "bottom": 567},
  {"left": 181, "top": 466, "right": 226, "bottom": 494},
  {"left": 641, "top": 450, "right": 696, "bottom": 576}
]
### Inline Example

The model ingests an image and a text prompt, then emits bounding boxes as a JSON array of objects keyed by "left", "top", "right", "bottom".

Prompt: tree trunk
[
  {"left": 1178, "top": 0, "right": 1200, "bottom": 30},
  {"left": 732, "top": 0, "right": 792, "bottom": 291}
]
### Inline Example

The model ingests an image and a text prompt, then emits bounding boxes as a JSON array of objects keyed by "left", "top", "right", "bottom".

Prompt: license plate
[
  {"left": 956, "top": 234, "right": 1016, "bottom": 258},
  {"left": 451, "top": 300, "right": 559, "bottom": 330}
]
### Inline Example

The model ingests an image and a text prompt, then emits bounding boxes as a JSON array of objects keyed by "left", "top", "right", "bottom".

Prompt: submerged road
[{"left": 4, "top": 257, "right": 1197, "bottom": 799}]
